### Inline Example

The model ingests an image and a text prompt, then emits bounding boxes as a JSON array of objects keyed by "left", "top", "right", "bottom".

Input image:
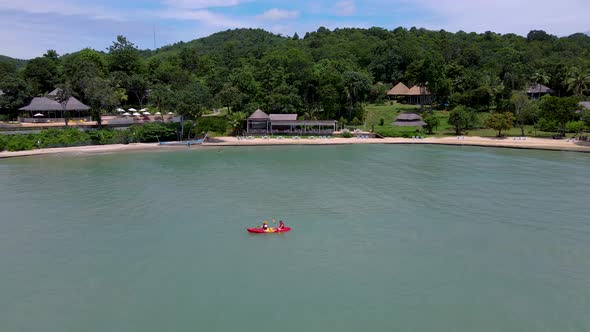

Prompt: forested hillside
[{"left": 1, "top": 27, "right": 589, "bottom": 124}]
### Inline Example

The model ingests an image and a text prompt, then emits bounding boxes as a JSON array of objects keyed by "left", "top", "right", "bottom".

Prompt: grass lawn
[{"left": 364, "top": 102, "right": 562, "bottom": 138}]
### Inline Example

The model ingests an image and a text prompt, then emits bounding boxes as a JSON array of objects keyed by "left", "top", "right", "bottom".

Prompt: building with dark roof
[
  {"left": 18, "top": 96, "right": 91, "bottom": 123},
  {"left": 526, "top": 83, "right": 554, "bottom": 99},
  {"left": 246, "top": 109, "right": 337, "bottom": 135}
]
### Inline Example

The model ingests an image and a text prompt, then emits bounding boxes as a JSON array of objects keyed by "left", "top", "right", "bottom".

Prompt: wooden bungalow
[
  {"left": 393, "top": 113, "right": 426, "bottom": 127},
  {"left": 18, "top": 96, "right": 91, "bottom": 123},
  {"left": 246, "top": 109, "right": 337, "bottom": 135}
]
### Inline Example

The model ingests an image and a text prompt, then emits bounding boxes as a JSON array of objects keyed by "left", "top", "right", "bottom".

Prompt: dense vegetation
[{"left": 1, "top": 27, "right": 590, "bottom": 137}]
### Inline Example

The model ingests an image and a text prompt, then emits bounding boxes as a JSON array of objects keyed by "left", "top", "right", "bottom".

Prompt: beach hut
[
  {"left": 393, "top": 113, "right": 427, "bottom": 127},
  {"left": 246, "top": 109, "right": 270, "bottom": 133}
]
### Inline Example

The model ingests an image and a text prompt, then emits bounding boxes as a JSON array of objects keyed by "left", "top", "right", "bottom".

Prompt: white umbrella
[
  {"left": 139, "top": 108, "right": 148, "bottom": 112},
  {"left": 129, "top": 108, "right": 137, "bottom": 112},
  {"left": 167, "top": 112, "right": 174, "bottom": 115},
  {"left": 122, "top": 112, "right": 131, "bottom": 116},
  {"left": 155, "top": 112, "right": 162, "bottom": 115},
  {"left": 116, "top": 108, "right": 125, "bottom": 113},
  {"left": 133, "top": 112, "right": 140, "bottom": 116},
  {"left": 142, "top": 111, "right": 150, "bottom": 115},
  {"left": 33, "top": 113, "right": 44, "bottom": 117}
]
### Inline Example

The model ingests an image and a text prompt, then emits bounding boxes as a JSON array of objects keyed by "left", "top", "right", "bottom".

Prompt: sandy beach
[{"left": 1, "top": 136, "right": 590, "bottom": 159}]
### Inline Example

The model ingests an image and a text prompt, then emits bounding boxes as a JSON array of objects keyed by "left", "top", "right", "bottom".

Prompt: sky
[{"left": 0, "top": 0, "right": 588, "bottom": 59}]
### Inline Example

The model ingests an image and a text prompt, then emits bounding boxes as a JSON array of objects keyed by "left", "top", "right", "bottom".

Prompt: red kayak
[{"left": 247, "top": 227, "right": 291, "bottom": 234}]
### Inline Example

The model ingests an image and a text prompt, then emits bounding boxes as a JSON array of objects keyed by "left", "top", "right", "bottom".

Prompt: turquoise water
[{"left": 1, "top": 145, "right": 589, "bottom": 331}]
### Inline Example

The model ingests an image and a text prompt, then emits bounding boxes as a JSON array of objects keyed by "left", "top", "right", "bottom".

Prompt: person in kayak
[
  {"left": 278, "top": 220, "right": 286, "bottom": 229},
  {"left": 261, "top": 221, "right": 269, "bottom": 230}
]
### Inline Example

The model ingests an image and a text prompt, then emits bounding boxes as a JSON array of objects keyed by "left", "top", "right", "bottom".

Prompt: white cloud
[
  {"left": 409, "top": 0, "right": 590, "bottom": 36},
  {"left": 257, "top": 8, "right": 300, "bottom": 20},
  {"left": 163, "top": 0, "right": 242, "bottom": 9},
  {"left": 334, "top": 0, "right": 356, "bottom": 16},
  {"left": 0, "top": 0, "right": 123, "bottom": 20},
  {"left": 156, "top": 9, "right": 246, "bottom": 28}
]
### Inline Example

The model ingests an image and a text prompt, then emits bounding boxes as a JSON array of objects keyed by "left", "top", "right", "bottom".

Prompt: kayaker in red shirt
[{"left": 278, "top": 220, "right": 285, "bottom": 229}]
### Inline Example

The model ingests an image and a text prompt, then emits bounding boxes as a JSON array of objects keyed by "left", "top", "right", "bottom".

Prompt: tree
[
  {"left": 107, "top": 35, "right": 144, "bottom": 75},
  {"left": 565, "top": 67, "right": 590, "bottom": 97},
  {"left": 62, "top": 48, "right": 107, "bottom": 98},
  {"left": 126, "top": 74, "right": 149, "bottom": 108},
  {"left": 83, "top": 77, "right": 121, "bottom": 128},
  {"left": 0, "top": 76, "right": 32, "bottom": 111},
  {"left": 423, "top": 114, "right": 440, "bottom": 134},
  {"left": 531, "top": 71, "right": 550, "bottom": 99},
  {"left": 227, "top": 111, "right": 246, "bottom": 135},
  {"left": 448, "top": 105, "right": 478, "bottom": 135},
  {"left": 538, "top": 95, "right": 579, "bottom": 135},
  {"left": 215, "top": 83, "right": 245, "bottom": 114},
  {"left": 343, "top": 71, "right": 372, "bottom": 119},
  {"left": 164, "top": 81, "right": 212, "bottom": 119},
  {"left": 23, "top": 56, "right": 59, "bottom": 95},
  {"left": 485, "top": 112, "right": 515, "bottom": 137},
  {"left": 510, "top": 91, "right": 535, "bottom": 136},
  {"left": 55, "top": 83, "right": 73, "bottom": 127},
  {"left": 581, "top": 109, "right": 590, "bottom": 128}
]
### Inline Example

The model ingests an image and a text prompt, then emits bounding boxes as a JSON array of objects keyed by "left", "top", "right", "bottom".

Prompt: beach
[{"left": 1, "top": 136, "right": 590, "bottom": 159}]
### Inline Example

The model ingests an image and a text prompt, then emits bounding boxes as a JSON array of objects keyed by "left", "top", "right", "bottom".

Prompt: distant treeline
[{"left": 1, "top": 27, "right": 589, "bottom": 123}]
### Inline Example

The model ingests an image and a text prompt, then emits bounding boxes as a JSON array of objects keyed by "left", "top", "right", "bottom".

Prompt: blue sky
[{"left": 1, "top": 0, "right": 588, "bottom": 59}]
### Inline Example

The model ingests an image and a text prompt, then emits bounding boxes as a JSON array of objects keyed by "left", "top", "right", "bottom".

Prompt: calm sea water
[{"left": 1, "top": 145, "right": 589, "bottom": 331}]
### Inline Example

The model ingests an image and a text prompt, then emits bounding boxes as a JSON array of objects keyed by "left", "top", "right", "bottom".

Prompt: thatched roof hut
[
  {"left": 64, "top": 96, "right": 90, "bottom": 111},
  {"left": 408, "top": 85, "right": 431, "bottom": 96},
  {"left": 387, "top": 82, "right": 411, "bottom": 96},
  {"left": 19, "top": 96, "right": 90, "bottom": 111},
  {"left": 393, "top": 113, "right": 427, "bottom": 126},
  {"left": 19, "top": 97, "right": 63, "bottom": 111}
]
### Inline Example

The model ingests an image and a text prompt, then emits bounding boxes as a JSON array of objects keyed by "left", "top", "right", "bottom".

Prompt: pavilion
[
  {"left": 18, "top": 96, "right": 91, "bottom": 123},
  {"left": 387, "top": 82, "right": 432, "bottom": 104},
  {"left": 393, "top": 113, "right": 427, "bottom": 127},
  {"left": 246, "top": 109, "right": 337, "bottom": 135}
]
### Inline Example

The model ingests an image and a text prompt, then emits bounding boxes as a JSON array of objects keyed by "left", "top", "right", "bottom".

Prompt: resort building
[
  {"left": 393, "top": 113, "right": 427, "bottom": 127},
  {"left": 387, "top": 82, "right": 432, "bottom": 104},
  {"left": 18, "top": 96, "right": 91, "bottom": 123},
  {"left": 246, "top": 109, "right": 337, "bottom": 135},
  {"left": 526, "top": 83, "right": 554, "bottom": 99}
]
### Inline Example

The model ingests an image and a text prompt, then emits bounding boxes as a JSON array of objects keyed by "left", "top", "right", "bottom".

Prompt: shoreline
[{"left": 1, "top": 136, "right": 590, "bottom": 159}]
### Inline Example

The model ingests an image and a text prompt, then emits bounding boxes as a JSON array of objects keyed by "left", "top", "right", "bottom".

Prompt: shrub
[
  {"left": 5, "top": 135, "right": 36, "bottom": 151},
  {"left": 341, "top": 131, "right": 353, "bottom": 138},
  {"left": 196, "top": 116, "right": 229, "bottom": 135},
  {"left": 131, "top": 123, "right": 177, "bottom": 142},
  {"left": 36, "top": 128, "right": 91, "bottom": 148},
  {"left": 88, "top": 129, "right": 121, "bottom": 145},
  {"left": 0, "top": 135, "right": 7, "bottom": 151}
]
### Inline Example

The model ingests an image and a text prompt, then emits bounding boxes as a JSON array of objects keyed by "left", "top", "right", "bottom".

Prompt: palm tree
[
  {"left": 531, "top": 71, "right": 550, "bottom": 99},
  {"left": 565, "top": 67, "right": 590, "bottom": 98}
]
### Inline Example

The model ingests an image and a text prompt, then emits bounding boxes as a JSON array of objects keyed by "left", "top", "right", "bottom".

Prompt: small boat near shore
[
  {"left": 158, "top": 133, "right": 208, "bottom": 146},
  {"left": 158, "top": 139, "right": 204, "bottom": 146}
]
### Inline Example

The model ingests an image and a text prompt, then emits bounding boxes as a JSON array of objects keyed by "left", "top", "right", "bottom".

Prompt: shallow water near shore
[{"left": 1, "top": 145, "right": 589, "bottom": 331}]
